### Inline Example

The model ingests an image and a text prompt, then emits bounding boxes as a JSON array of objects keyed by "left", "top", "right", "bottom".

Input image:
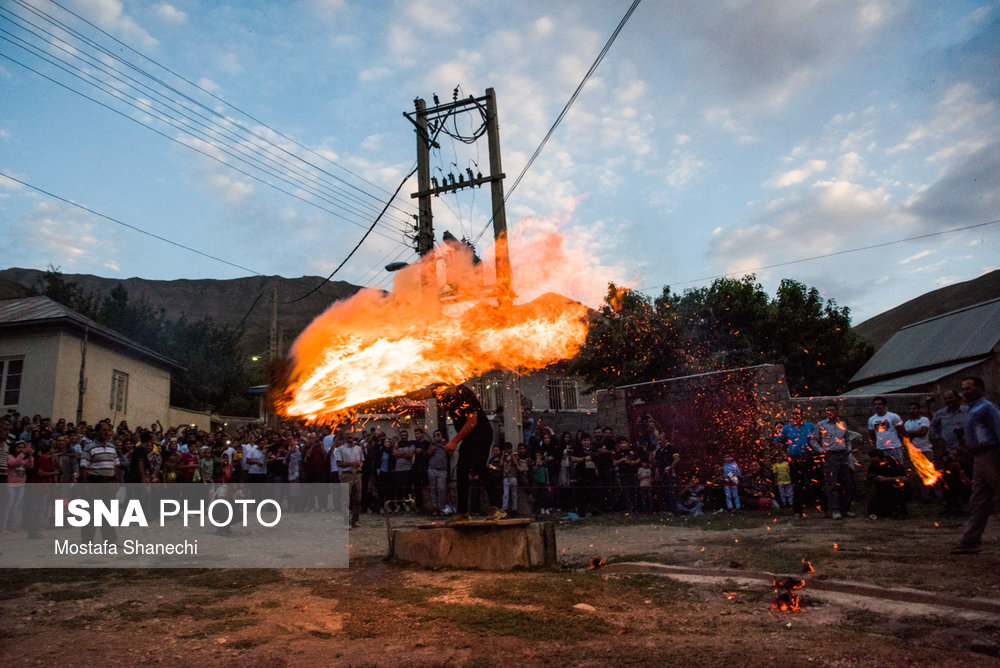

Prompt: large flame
[
  {"left": 902, "top": 437, "right": 941, "bottom": 486},
  {"left": 278, "top": 234, "right": 590, "bottom": 422}
]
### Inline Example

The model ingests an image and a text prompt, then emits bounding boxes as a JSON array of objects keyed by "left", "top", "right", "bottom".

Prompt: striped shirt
[{"left": 82, "top": 439, "right": 119, "bottom": 478}]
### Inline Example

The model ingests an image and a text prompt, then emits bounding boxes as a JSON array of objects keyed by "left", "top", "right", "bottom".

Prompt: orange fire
[
  {"left": 278, "top": 235, "right": 590, "bottom": 422},
  {"left": 902, "top": 437, "right": 941, "bottom": 486},
  {"left": 771, "top": 577, "right": 805, "bottom": 613}
]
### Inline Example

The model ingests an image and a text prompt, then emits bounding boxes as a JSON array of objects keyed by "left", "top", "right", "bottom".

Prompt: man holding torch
[{"left": 407, "top": 383, "right": 505, "bottom": 522}]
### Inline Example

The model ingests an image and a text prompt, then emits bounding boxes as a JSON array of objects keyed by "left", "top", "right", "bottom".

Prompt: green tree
[
  {"left": 570, "top": 283, "right": 685, "bottom": 390},
  {"left": 34, "top": 266, "right": 97, "bottom": 318},
  {"left": 574, "top": 276, "right": 874, "bottom": 396}
]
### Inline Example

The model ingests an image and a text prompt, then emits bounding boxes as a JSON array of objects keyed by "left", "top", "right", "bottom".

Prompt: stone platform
[{"left": 391, "top": 518, "right": 557, "bottom": 570}]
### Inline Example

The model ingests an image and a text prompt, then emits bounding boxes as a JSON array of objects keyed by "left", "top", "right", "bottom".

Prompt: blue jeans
[{"left": 724, "top": 485, "right": 740, "bottom": 509}]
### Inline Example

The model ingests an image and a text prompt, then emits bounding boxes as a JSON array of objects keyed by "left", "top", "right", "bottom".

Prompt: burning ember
[
  {"left": 277, "top": 236, "right": 590, "bottom": 421},
  {"left": 771, "top": 577, "right": 805, "bottom": 613},
  {"left": 800, "top": 559, "right": 814, "bottom": 574},
  {"left": 588, "top": 556, "right": 605, "bottom": 570},
  {"left": 902, "top": 437, "right": 941, "bottom": 486}
]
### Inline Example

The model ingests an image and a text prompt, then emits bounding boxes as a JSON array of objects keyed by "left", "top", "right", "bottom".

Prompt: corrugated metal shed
[
  {"left": 850, "top": 297, "right": 1000, "bottom": 385},
  {"left": 0, "top": 295, "right": 183, "bottom": 371},
  {"left": 841, "top": 360, "right": 982, "bottom": 396}
]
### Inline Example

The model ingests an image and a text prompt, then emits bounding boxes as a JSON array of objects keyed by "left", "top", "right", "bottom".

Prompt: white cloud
[
  {"left": 307, "top": 0, "right": 347, "bottom": 22},
  {"left": 534, "top": 17, "right": 554, "bottom": 36},
  {"left": 66, "top": 0, "right": 158, "bottom": 50},
  {"left": 403, "top": 1, "right": 459, "bottom": 35},
  {"left": 766, "top": 160, "right": 828, "bottom": 188},
  {"left": 153, "top": 4, "right": 187, "bottom": 25},
  {"left": 665, "top": 150, "right": 705, "bottom": 189},
  {"left": 217, "top": 53, "right": 243, "bottom": 75},
  {"left": 710, "top": 179, "right": 897, "bottom": 277},
  {"left": 899, "top": 250, "right": 932, "bottom": 264},
  {"left": 361, "top": 134, "right": 384, "bottom": 151},
  {"left": 197, "top": 78, "right": 219, "bottom": 93},
  {"left": 203, "top": 173, "right": 254, "bottom": 205},
  {"left": 20, "top": 201, "right": 118, "bottom": 272},
  {"left": 358, "top": 67, "right": 392, "bottom": 82}
]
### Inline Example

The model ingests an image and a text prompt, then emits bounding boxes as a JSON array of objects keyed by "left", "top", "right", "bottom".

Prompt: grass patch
[
  {"left": 40, "top": 589, "right": 101, "bottom": 602},
  {"left": 425, "top": 601, "right": 610, "bottom": 641},
  {"left": 228, "top": 637, "right": 266, "bottom": 650},
  {"left": 843, "top": 607, "right": 881, "bottom": 629},
  {"left": 108, "top": 600, "right": 254, "bottom": 622},
  {"left": 373, "top": 584, "right": 446, "bottom": 605},
  {"left": 184, "top": 569, "right": 283, "bottom": 590}
]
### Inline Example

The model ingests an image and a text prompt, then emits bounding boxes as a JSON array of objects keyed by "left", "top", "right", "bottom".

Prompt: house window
[
  {"left": 1, "top": 357, "right": 23, "bottom": 408},
  {"left": 547, "top": 378, "right": 579, "bottom": 411},
  {"left": 475, "top": 377, "right": 501, "bottom": 412},
  {"left": 110, "top": 370, "right": 129, "bottom": 414}
]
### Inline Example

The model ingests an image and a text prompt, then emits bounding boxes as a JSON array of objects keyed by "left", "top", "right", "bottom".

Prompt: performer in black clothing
[{"left": 408, "top": 383, "right": 503, "bottom": 521}]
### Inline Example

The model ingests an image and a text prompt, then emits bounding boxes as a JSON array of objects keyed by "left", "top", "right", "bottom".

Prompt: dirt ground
[{"left": 3, "top": 504, "right": 1000, "bottom": 667}]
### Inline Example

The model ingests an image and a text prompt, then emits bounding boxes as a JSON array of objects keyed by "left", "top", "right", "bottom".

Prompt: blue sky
[{"left": 1, "top": 0, "right": 998, "bottom": 324}]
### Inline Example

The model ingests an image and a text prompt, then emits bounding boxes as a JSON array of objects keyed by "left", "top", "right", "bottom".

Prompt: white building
[{"left": 0, "top": 296, "right": 182, "bottom": 426}]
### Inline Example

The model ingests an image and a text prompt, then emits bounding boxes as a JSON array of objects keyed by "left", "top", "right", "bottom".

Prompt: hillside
[
  {"left": 853, "top": 269, "right": 1000, "bottom": 348},
  {"left": 0, "top": 267, "right": 365, "bottom": 356}
]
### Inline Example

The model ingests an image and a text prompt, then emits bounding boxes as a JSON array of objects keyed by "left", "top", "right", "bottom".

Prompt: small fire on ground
[{"left": 772, "top": 577, "right": 805, "bottom": 613}]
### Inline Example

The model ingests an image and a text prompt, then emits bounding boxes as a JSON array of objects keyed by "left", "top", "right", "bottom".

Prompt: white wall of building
[{"left": 0, "top": 327, "right": 172, "bottom": 426}]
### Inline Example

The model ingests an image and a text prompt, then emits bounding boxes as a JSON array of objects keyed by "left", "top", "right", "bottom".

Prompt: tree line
[{"left": 571, "top": 276, "right": 874, "bottom": 396}]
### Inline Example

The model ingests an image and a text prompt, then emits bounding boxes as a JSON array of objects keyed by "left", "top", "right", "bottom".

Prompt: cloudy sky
[{"left": 1, "top": 0, "right": 998, "bottom": 324}]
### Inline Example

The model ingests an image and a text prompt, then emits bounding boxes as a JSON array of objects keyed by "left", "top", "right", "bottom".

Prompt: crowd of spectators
[{"left": 0, "top": 385, "right": 987, "bottom": 537}]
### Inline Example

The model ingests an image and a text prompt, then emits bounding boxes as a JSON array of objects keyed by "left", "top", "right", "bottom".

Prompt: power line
[
  {"left": 0, "top": 50, "right": 414, "bottom": 246},
  {"left": 472, "top": 0, "right": 643, "bottom": 246},
  {"left": 2, "top": 173, "right": 265, "bottom": 276},
  {"left": 283, "top": 167, "right": 419, "bottom": 304},
  {"left": 29, "top": 0, "right": 417, "bottom": 219},
  {"left": 636, "top": 218, "right": 1000, "bottom": 293},
  {"left": 2, "top": 1, "right": 416, "bottom": 236}
]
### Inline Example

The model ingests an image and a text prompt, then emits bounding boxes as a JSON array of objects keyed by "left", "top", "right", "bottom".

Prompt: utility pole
[
  {"left": 413, "top": 96, "right": 434, "bottom": 256},
  {"left": 405, "top": 88, "right": 522, "bottom": 445},
  {"left": 484, "top": 88, "right": 513, "bottom": 309}
]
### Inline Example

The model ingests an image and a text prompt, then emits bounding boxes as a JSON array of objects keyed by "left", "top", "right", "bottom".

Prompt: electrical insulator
[
  {"left": 458, "top": 173, "right": 465, "bottom": 184},
  {"left": 466, "top": 167, "right": 475, "bottom": 181},
  {"left": 431, "top": 177, "right": 439, "bottom": 189}
]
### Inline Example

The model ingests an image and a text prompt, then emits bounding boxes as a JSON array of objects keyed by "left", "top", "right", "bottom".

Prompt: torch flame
[
  {"left": 902, "top": 437, "right": 941, "bottom": 486},
  {"left": 278, "top": 235, "right": 590, "bottom": 421}
]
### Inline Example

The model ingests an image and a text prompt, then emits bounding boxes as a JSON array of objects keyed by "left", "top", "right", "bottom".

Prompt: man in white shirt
[
  {"left": 335, "top": 435, "right": 365, "bottom": 527},
  {"left": 904, "top": 402, "right": 932, "bottom": 456},
  {"left": 868, "top": 396, "right": 905, "bottom": 464},
  {"left": 242, "top": 437, "right": 267, "bottom": 483}
]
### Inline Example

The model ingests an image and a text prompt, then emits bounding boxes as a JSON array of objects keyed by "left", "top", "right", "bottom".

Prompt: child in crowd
[
  {"left": 772, "top": 454, "right": 793, "bottom": 508},
  {"left": 723, "top": 454, "right": 741, "bottom": 510},
  {"left": 636, "top": 460, "right": 653, "bottom": 513}
]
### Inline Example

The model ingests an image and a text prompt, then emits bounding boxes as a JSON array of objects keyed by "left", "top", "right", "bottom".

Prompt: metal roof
[
  {"left": 841, "top": 359, "right": 982, "bottom": 396},
  {"left": 850, "top": 297, "right": 1000, "bottom": 384},
  {"left": 0, "top": 295, "right": 183, "bottom": 371}
]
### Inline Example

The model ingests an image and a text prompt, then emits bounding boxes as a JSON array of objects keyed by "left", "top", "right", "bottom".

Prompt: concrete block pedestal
[{"left": 391, "top": 518, "right": 557, "bottom": 571}]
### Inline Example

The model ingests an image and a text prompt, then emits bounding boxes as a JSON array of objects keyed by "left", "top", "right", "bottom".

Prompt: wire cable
[
  {"left": 31, "top": 0, "right": 415, "bottom": 218},
  {"left": 636, "top": 218, "right": 1000, "bottom": 293},
  {"left": 282, "top": 167, "right": 420, "bottom": 304},
  {"left": 0, "top": 7, "right": 415, "bottom": 235},
  {"left": 472, "top": 0, "right": 643, "bottom": 246},
  {"left": 1, "top": 173, "right": 265, "bottom": 276}
]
